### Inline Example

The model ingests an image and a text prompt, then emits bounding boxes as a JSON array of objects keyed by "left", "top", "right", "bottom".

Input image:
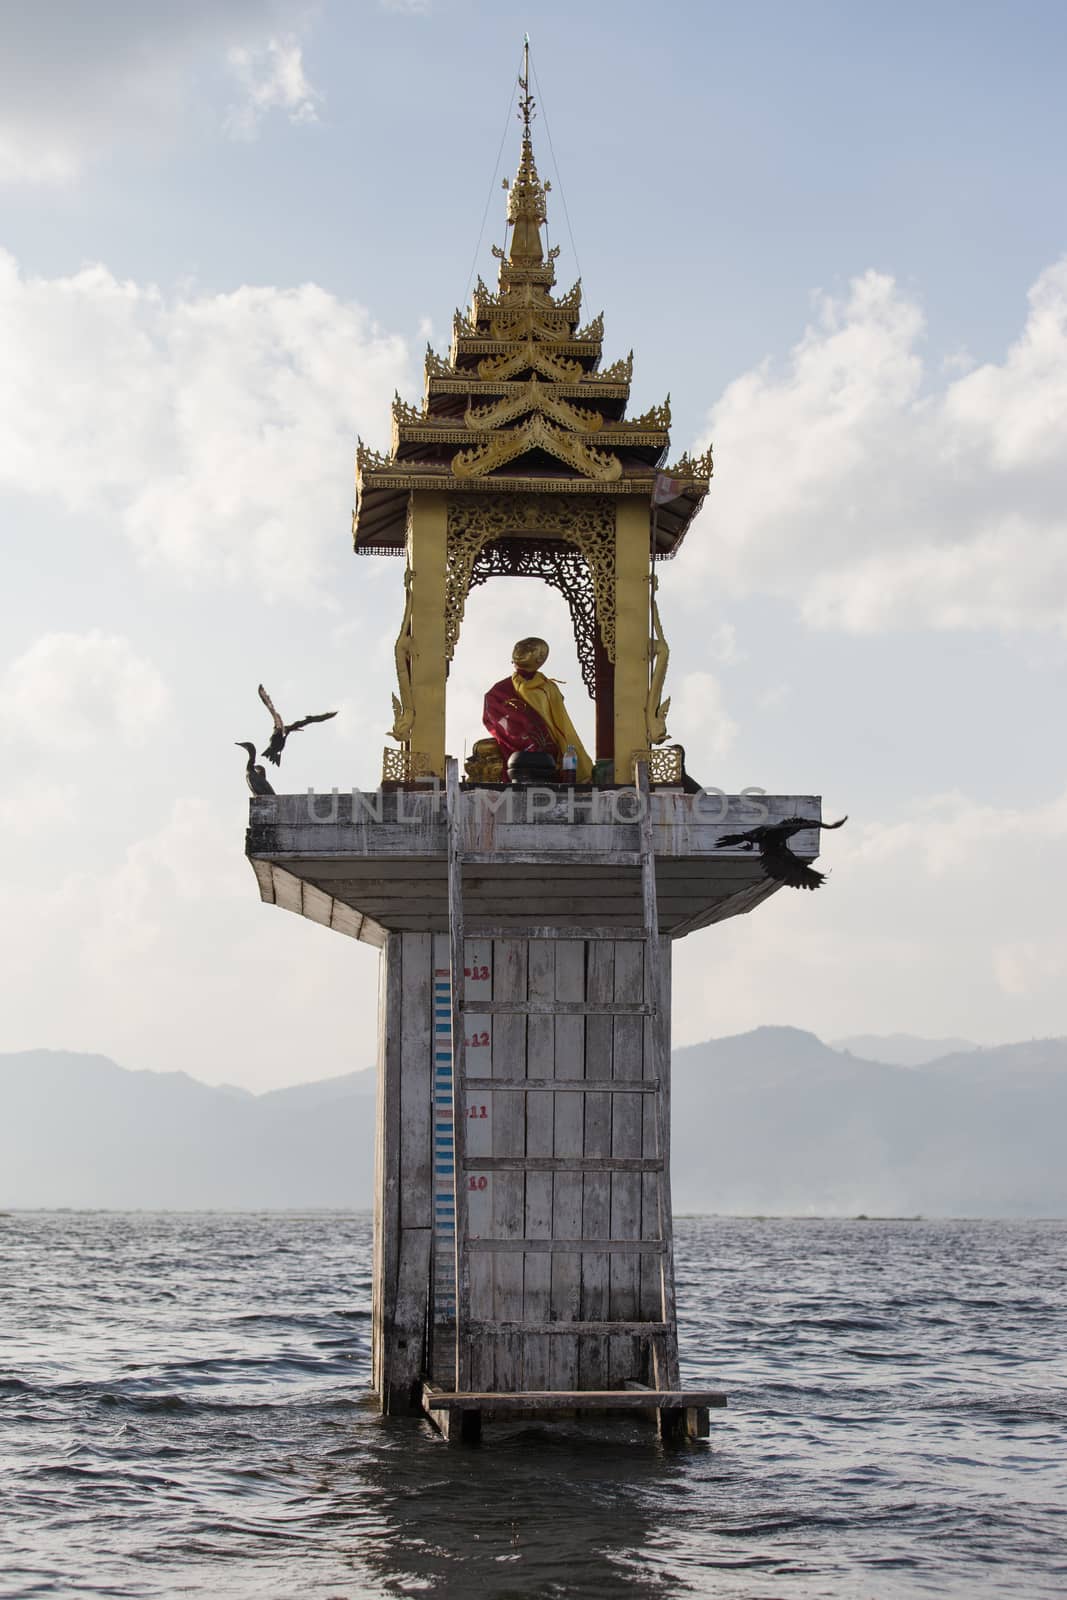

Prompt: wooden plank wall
[
  {"left": 459, "top": 935, "right": 672, "bottom": 1393},
  {"left": 376, "top": 931, "right": 676, "bottom": 1407},
  {"left": 372, "top": 933, "right": 433, "bottom": 1414}
]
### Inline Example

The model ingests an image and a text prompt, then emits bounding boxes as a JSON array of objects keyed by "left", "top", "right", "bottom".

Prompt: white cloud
[
  {"left": 706, "top": 621, "right": 741, "bottom": 665},
  {"left": 0, "top": 249, "right": 410, "bottom": 600},
  {"left": 0, "top": 796, "right": 380, "bottom": 1089},
  {"left": 673, "top": 783, "right": 1067, "bottom": 1047},
  {"left": 0, "top": 1, "right": 317, "bottom": 184},
  {"left": 3, "top": 631, "right": 169, "bottom": 751},
  {"left": 0, "top": 780, "right": 77, "bottom": 837},
  {"left": 225, "top": 35, "right": 320, "bottom": 139},
  {"left": 666, "top": 671, "right": 738, "bottom": 765},
  {"left": 693, "top": 260, "right": 1067, "bottom": 634},
  {"left": 993, "top": 939, "right": 1067, "bottom": 1000},
  {"left": 79, "top": 797, "right": 248, "bottom": 974}
]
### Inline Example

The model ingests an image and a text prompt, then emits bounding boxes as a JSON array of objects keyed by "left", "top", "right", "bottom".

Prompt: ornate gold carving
[
  {"left": 355, "top": 438, "right": 392, "bottom": 481},
  {"left": 629, "top": 396, "right": 672, "bottom": 430},
  {"left": 430, "top": 377, "right": 631, "bottom": 399},
  {"left": 575, "top": 313, "right": 604, "bottom": 342},
  {"left": 381, "top": 747, "right": 433, "bottom": 784},
  {"left": 358, "top": 471, "right": 661, "bottom": 497},
  {"left": 464, "top": 737, "right": 505, "bottom": 783},
  {"left": 451, "top": 415, "right": 622, "bottom": 482},
  {"left": 391, "top": 392, "right": 423, "bottom": 427},
  {"left": 487, "top": 306, "right": 566, "bottom": 342},
  {"left": 505, "top": 135, "right": 550, "bottom": 230},
  {"left": 389, "top": 564, "right": 417, "bottom": 742},
  {"left": 476, "top": 279, "right": 558, "bottom": 317},
  {"left": 596, "top": 351, "right": 634, "bottom": 382},
  {"left": 444, "top": 495, "right": 617, "bottom": 664},
  {"left": 666, "top": 446, "right": 713, "bottom": 479},
  {"left": 646, "top": 574, "right": 671, "bottom": 746},
  {"left": 556, "top": 280, "right": 582, "bottom": 312},
  {"left": 631, "top": 747, "right": 683, "bottom": 785},
  {"left": 478, "top": 340, "right": 583, "bottom": 383},
  {"left": 424, "top": 345, "right": 452, "bottom": 379},
  {"left": 495, "top": 247, "right": 559, "bottom": 291},
  {"left": 464, "top": 377, "right": 603, "bottom": 434}
]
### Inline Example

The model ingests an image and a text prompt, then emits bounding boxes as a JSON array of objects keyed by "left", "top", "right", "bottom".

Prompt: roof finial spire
[
  {"left": 505, "top": 35, "right": 550, "bottom": 269},
  {"left": 519, "top": 34, "right": 534, "bottom": 137}
]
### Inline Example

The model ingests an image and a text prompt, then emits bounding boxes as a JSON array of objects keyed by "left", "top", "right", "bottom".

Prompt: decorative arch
[
  {"left": 465, "top": 539, "right": 597, "bottom": 697},
  {"left": 443, "top": 494, "right": 616, "bottom": 676}
]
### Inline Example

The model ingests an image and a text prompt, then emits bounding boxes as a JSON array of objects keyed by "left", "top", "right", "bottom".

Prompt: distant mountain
[
  {"left": 671, "top": 1027, "right": 1067, "bottom": 1217},
  {"left": 0, "top": 1051, "right": 377, "bottom": 1210},
  {"left": 833, "top": 1032, "right": 979, "bottom": 1066},
  {"left": 2, "top": 1033, "right": 1064, "bottom": 1214},
  {"left": 257, "top": 1070, "right": 375, "bottom": 1112}
]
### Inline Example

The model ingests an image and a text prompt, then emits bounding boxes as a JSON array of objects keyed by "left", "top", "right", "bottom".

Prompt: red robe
[{"left": 483, "top": 675, "right": 558, "bottom": 776}]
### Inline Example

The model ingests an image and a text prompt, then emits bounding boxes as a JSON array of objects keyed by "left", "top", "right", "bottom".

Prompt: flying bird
[
  {"left": 716, "top": 815, "right": 848, "bottom": 891},
  {"left": 236, "top": 741, "right": 275, "bottom": 796},
  {"left": 258, "top": 683, "right": 338, "bottom": 766}
]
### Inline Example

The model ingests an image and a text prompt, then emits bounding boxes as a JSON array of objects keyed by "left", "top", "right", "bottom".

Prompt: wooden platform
[
  {"left": 422, "top": 1383, "right": 727, "bottom": 1443},
  {"left": 245, "top": 785, "right": 824, "bottom": 943}
]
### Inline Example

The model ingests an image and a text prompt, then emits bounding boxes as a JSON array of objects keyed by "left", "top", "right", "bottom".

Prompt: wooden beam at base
[{"left": 422, "top": 1385, "right": 726, "bottom": 1412}]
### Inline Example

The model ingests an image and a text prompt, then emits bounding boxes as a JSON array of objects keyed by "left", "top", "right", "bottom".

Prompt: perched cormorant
[
  {"left": 257, "top": 683, "right": 338, "bottom": 766},
  {"left": 669, "top": 744, "right": 704, "bottom": 795},
  {"left": 236, "top": 741, "right": 275, "bottom": 796},
  {"left": 716, "top": 815, "right": 848, "bottom": 890}
]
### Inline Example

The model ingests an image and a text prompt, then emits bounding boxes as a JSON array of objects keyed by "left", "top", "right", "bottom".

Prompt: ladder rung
[
  {"left": 460, "top": 1322, "right": 671, "bottom": 1338},
  {"left": 460, "top": 851, "right": 643, "bottom": 868},
  {"left": 466, "top": 1238, "right": 665, "bottom": 1254},
  {"left": 460, "top": 1000, "right": 651, "bottom": 1016},
  {"left": 462, "top": 1156, "right": 663, "bottom": 1173},
  {"left": 461, "top": 1076, "right": 658, "bottom": 1093}
]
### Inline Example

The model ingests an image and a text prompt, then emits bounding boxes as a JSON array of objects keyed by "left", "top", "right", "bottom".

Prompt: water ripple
[{"left": 1, "top": 1212, "right": 1064, "bottom": 1599}]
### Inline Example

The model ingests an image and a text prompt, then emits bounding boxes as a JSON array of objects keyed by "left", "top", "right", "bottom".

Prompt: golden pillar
[
  {"left": 405, "top": 491, "right": 449, "bottom": 778},
  {"left": 612, "top": 498, "right": 652, "bottom": 782}
]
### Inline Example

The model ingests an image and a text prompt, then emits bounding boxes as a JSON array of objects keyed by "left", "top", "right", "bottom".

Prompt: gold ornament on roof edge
[
  {"left": 477, "top": 341, "right": 584, "bottom": 383},
  {"left": 629, "top": 397, "right": 672, "bottom": 430},
  {"left": 451, "top": 414, "right": 623, "bottom": 482},
  {"left": 597, "top": 352, "right": 634, "bottom": 382},
  {"left": 464, "top": 378, "right": 604, "bottom": 433}
]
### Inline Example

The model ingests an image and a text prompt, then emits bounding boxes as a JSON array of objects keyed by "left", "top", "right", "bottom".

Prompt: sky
[{"left": 2, "top": 0, "right": 1066, "bottom": 1091}]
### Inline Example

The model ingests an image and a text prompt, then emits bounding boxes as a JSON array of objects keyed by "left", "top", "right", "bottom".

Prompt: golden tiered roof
[{"left": 352, "top": 76, "right": 711, "bottom": 558}]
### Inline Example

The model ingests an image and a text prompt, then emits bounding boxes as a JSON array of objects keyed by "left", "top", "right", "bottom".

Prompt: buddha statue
[{"left": 482, "top": 637, "right": 593, "bottom": 783}]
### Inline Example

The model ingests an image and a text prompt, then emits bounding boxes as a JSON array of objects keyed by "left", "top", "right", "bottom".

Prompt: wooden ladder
[{"left": 443, "top": 757, "right": 682, "bottom": 1405}]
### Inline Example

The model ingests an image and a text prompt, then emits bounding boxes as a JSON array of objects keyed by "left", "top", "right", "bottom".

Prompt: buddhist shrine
[{"left": 244, "top": 52, "right": 825, "bottom": 1443}]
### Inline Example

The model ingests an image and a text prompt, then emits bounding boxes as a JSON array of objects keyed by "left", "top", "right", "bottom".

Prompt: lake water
[{"left": 1, "top": 1213, "right": 1064, "bottom": 1598}]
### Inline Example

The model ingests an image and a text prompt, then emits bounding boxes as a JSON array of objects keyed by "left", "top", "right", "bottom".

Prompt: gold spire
[{"left": 503, "top": 40, "right": 551, "bottom": 269}]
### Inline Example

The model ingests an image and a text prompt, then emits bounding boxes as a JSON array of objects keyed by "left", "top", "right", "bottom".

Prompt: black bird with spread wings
[
  {"left": 716, "top": 815, "right": 848, "bottom": 891},
  {"left": 236, "top": 742, "right": 275, "bottom": 796},
  {"left": 258, "top": 683, "right": 338, "bottom": 766}
]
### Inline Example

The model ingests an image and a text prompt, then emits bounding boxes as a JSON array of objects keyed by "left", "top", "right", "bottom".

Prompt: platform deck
[{"left": 245, "top": 787, "right": 823, "bottom": 942}]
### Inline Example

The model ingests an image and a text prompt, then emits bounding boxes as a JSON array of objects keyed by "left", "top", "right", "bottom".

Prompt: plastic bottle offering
[{"left": 562, "top": 744, "right": 578, "bottom": 785}]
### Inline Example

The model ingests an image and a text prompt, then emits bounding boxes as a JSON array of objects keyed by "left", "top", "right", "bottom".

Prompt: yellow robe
[{"left": 511, "top": 671, "right": 593, "bottom": 782}]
